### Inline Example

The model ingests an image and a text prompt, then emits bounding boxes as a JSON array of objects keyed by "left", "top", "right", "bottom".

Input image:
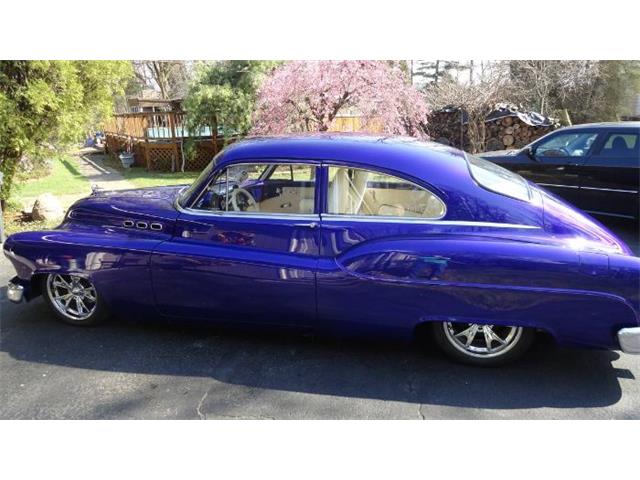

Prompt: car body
[
  {"left": 480, "top": 122, "right": 640, "bottom": 221},
  {"left": 4, "top": 134, "right": 640, "bottom": 365}
]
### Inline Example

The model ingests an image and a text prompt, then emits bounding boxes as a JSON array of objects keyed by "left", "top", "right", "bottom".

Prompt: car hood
[
  {"left": 537, "top": 185, "right": 633, "bottom": 255},
  {"left": 63, "top": 185, "right": 186, "bottom": 231}
]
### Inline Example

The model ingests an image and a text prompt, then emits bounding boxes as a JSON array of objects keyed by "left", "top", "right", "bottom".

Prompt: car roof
[
  {"left": 216, "top": 133, "right": 470, "bottom": 189},
  {"left": 556, "top": 121, "right": 640, "bottom": 131}
]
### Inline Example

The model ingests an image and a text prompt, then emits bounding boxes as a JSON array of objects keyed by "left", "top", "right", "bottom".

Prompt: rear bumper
[{"left": 618, "top": 327, "right": 640, "bottom": 354}]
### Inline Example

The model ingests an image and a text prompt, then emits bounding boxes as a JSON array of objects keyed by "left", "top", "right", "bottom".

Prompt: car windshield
[
  {"left": 467, "top": 154, "right": 531, "bottom": 202},
  {"left": 177, "top": 161, "right": 216, "bottom": 207}
]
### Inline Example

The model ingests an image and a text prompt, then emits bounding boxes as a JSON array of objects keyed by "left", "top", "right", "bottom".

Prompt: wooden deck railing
[
  {"left": 104, "top": 111, "right": 228, "bottom": 171},
  {"left": 104, "top": 111, "right": 379, "bottom": 171}
]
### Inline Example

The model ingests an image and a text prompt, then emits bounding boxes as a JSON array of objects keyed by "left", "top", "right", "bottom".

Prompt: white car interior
[
  {"left": 208, "top": 163, "right": 445, "bottom": 219},
  {"left": 327, "top": 166, "right": 445, "bottom": 218}
]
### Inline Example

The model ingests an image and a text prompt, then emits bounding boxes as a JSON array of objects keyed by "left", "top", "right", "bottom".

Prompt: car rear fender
[{"left": 332, "top": 236, "right": 638, "bottom": 349}]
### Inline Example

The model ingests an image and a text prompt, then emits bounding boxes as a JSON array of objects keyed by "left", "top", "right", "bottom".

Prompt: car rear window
[
  {"left": 467, "top": 154, "right": 531, "bottom": 202},
  {"left": 599, "top": 133, "right": 639, "bottom": 158}
]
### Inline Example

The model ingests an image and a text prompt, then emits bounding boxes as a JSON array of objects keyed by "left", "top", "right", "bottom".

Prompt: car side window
[
  {"left": 193, "top": 163, "right": 317, "bottom": 215},
  {"left": 327, "top": 166, "right": 446, "bottom": 219},
  {"left": 536, "top": 133, "right": 598, "bottom": 158},
  {"left": 597, "top": 133, "right": 639, "bottom": 158}
]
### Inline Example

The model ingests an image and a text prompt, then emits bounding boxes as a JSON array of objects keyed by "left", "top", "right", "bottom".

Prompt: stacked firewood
[
  {"left": 426, "top": 109, "right": 468, "bottom": 150},
  {"left": 427, "top": 108, "right": 559, "bottom": 152},
  {"left": 484, "top": 116, "right": 557, "bottom": 151}
]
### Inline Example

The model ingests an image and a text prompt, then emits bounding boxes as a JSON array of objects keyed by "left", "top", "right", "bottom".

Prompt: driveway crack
[
  {"left": 417, "top": 404, "right": 425, "bottom": 420},
  {"left": 196, "top": 385, "right": 212, "bottom": 420}
]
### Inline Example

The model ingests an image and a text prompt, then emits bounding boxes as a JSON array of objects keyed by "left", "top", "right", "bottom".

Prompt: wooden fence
[{"left": 104, "top": 111, "right": 235, "bottom": 171}]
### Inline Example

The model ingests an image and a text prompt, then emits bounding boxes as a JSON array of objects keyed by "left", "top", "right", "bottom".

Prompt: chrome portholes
[
  {"left": 122, "top": 220, "right": 162, "bottom": 230},
  {"left": 46, "top": 274, "right": 98, "bottom": 321},
  {"left": 442, "top": 322, "right": 523, "bottom": 358}
]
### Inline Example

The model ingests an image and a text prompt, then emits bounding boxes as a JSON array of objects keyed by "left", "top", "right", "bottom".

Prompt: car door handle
[{"left": 293, "top": 222, "right": 319, "bottom": 229}]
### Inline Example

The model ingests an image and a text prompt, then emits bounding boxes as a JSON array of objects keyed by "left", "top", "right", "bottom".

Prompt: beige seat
[{"left": 377, "top": 204, "right": 405, "bottom": 216}]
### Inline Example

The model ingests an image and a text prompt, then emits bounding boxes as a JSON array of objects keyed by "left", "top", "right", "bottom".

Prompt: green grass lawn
[
  {"left": 103, "top": 155, "right": 200, "bottom": 188},
  {"left": 16, "top": 155, "right": 90, "bottom": 198},
  {"left": 4, "top": 155, "right": 91, "bottom": 236},
  {"left": 120, "top": 168, "right": 200, "bottom": 188}
]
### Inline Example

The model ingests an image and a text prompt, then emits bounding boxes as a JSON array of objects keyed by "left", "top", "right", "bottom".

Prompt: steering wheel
[
  {"left": 230, "top": 187, "right": 258, "bottom": 212},
  {"left": 540, "top": 147, "right": 570, "bottom": 157}
]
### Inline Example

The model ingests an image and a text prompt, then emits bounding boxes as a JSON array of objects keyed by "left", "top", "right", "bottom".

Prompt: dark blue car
[
  {"left": 4, "top": 134, "right": 640, "bottom": 366},
  {"left": 481, "top": 122, "right": 640, "bottom": 221}
]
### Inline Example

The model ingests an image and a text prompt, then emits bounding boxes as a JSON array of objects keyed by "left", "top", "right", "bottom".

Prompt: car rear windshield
[{"left": 466, "top": 154, "right": 531, "bottom": 202}]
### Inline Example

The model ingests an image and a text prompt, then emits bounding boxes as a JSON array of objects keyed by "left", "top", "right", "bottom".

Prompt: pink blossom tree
[{"left": 251, "top": 61, "right": 429, "bottom": 138}]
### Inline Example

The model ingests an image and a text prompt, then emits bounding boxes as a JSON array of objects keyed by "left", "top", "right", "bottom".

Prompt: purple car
[{"left": 4, "top": 134, "right": 640, "bottom": 366}]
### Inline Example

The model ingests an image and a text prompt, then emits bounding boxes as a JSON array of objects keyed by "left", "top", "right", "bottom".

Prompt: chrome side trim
[
  {"left": 584, "top": 210, "right": 636, "bottom": 220},
  {"left": 321, "top": 214, "right": 541, "bottom": 229},
  {"left": 177, "top": 202, "right": 320, "bottom": 222},
  {"left": 537, "top": 183, "right": 580, "bottom": 189},
  {"left": 537, "top": 184, "right": 639, "bottom": 194},
  {"left": 177, "top": 200, "right": 539, "bottom": 229},
  {"left": 581, "top": 186, "right": 639, "bottom": 194},
  {"left": 618, "top": 327, "right": 640, "bottom": 354}
]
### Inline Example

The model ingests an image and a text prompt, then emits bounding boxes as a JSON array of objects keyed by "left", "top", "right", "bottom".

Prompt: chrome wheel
[
  {"left": 443, "top": 322, "right": 523, "bottom": 358},
  {"left": 46, "top": 274, "right": 97, "bottom": 321}
]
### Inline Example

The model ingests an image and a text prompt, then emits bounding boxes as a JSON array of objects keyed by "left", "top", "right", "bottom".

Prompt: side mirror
[{"left": 525, "top": 146, "right": 539, "bottom": 162}]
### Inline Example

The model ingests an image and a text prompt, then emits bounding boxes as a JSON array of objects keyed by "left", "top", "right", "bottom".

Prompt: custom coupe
[
  {"left": 4, "top": 134, "right": 640, "bottom": 366},
  {"left": 480, "top": 122, "right": 640, "bottom": 222}
]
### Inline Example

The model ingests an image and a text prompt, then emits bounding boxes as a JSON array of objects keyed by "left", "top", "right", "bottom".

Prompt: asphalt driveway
[{"left": 1, "top": 219, "right": 638, "bottom": 419}]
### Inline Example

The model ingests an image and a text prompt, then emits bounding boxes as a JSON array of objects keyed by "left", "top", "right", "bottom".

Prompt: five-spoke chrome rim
[
  {"left": 46, "top": 274, "right": 97, "bottom": 321},
  {"left": 443, "top": 322, "right": 522, "bottom": 358}
]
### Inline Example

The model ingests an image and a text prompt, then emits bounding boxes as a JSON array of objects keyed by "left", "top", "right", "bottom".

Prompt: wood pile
[
  {"left": 427, "top": 107, "right": 559, "bottom": 152},
  {"left": 427, "top": 109, "right": 468, "bottom": 150},
  {"left": 485, "top": 116, "right": 556, "bottom": 151}
]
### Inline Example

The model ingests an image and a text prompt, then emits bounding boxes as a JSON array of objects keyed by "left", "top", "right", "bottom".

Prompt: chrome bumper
[
  {"left": 618, "top": 327, "right": 640, "bottom": 354},
  {"left": 7, "top": 280, "right": 24, "bottom": 303}
]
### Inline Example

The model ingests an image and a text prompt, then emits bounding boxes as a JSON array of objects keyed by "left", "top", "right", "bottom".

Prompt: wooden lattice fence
[{"left": 104, "top": 111, "right": 236, "bottom": 171}]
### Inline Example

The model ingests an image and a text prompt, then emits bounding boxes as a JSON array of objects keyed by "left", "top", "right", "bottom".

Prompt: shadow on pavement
[{"left": 1, "top": 290, "right": 631, "bottom": 411}]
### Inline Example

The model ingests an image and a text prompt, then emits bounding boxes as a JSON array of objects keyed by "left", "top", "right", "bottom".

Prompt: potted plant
[{"left": 118, "top": 150, "right": 135, "bottom": 168}]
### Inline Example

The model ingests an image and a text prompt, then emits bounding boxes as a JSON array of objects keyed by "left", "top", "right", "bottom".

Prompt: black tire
[
  {"left": 430, "top": 321, "right": 535, "bottom": 367},
  {"left": 41, "top": 273, "right": 110, "bottom": 326}
]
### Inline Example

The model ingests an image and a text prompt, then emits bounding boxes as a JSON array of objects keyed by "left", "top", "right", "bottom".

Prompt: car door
[
  {"left": 151, "top": 160, "right": 320, "bottom": 328},
  {"left": 316, "top": 163, "right": 449, "bottom": 339},
  {"left": 577, "top": 130, "right": 640, "bottom": 220},
  {"left": 526, "top": 130, "right": 599, "bottom": 207}
]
